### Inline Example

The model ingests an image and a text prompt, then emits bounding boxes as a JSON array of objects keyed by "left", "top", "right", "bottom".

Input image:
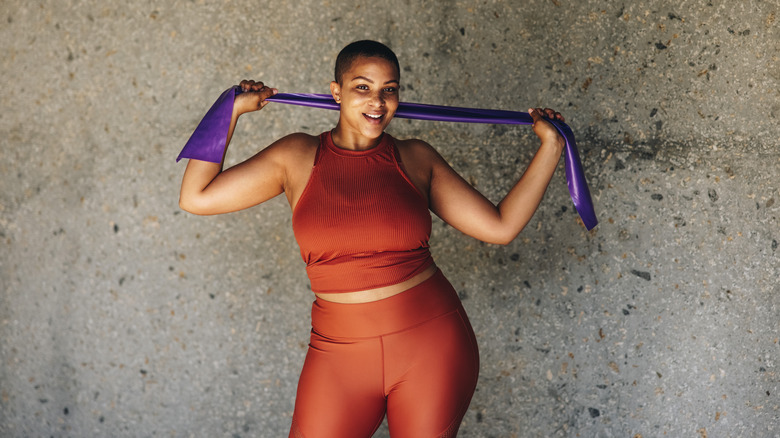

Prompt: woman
[{"left": 179, "top": 40, "right": 565, "bottom": 437}]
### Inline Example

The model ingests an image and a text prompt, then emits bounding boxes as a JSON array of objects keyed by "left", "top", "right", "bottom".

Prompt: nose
[{"left": 370, "top": 91, "right": 385, "bottom": 107}]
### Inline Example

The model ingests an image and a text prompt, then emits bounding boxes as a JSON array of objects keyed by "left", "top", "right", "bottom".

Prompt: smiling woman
[
  {"left": 329, "top": 55, "right": 400, "bottom": 148},
  {"left": 177, "top": 40, "right": 566, "bottom": 437}
]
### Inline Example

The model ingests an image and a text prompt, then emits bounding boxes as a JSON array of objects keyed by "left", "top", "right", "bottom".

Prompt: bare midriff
[{"left": 314, "top": 264, "right": 438, "bottom": 304}]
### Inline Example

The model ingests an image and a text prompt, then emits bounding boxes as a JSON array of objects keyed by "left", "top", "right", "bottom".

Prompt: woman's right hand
[{"left": 235, "top": 80, "right": 278, "bottom": 116}]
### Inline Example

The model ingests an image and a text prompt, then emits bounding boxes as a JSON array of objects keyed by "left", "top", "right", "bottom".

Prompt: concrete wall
[{"left": 1, "top": 1, "right": 777, "bottom": 436}]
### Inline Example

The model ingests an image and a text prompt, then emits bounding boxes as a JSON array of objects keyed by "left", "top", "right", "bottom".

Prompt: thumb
[
  {"left": 528, "top": 108, "right": 544, "bottom": 124},
  {"left": 257, "top": 87, "right": 279, "bottom": 109}
]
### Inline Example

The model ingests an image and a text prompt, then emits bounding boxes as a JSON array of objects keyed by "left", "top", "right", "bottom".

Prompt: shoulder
[
  {"left": 256, "top": 132, "right": 319, "bottom": 164},
  {"left": 394, "top": 137, "right": 442, "bottom": 162},
  {"left": 392, "top": 136, "right": 453, "bottom": 197},
  {"left": 394, "top": 136, "right": 449, "bottom": 172},
  {"left": 394, "top": 136, "right": 432, "bottom": 152},
  {"left": 271, "top": 132, "right": 320, "bottom": 153},
  {"left": 241, "top": 132, "right": 320, "bottom": 199}
]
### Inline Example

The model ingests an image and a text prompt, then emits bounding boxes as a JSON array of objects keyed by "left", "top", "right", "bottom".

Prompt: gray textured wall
[{"left": 1, "top": 1, "right": 778, "bottom": 437}]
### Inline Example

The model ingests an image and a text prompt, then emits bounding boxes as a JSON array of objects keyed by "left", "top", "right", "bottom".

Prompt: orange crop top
[{"left": 291, "top": 131, "right": 434, "bottom": 293}]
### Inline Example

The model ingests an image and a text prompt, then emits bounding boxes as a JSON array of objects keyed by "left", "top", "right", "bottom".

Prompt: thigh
[
  {"left": 290, "top": 330, "right": 387, "bottom": 438},
  {"left": 384, "top": 307, "right": 480, "bottom": 437}
]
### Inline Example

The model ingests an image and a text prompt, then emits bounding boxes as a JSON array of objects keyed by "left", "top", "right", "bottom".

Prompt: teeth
[{"left": 365, "top": 114, "right": 382, "bottom": 119}]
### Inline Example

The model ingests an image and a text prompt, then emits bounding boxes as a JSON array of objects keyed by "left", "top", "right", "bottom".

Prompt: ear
[{"left": 330, "top": 81, "right": 341, "bottom": 104}]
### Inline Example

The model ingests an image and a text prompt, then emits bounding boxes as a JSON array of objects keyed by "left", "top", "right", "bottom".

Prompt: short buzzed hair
[{"left": 334, "top": 40, "right": 400, "bottom": 84}]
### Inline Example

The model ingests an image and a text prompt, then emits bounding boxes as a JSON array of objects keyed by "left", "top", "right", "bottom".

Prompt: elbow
[
  {"left": 487, "top": 227, "right": 525, "bottom": 246},
  {"left": 465, "top": 224, "right": 521, "bottom": 245},
  {"left": 179, "top": 195, "right": 209, "bottom": 215},
  {"left": 178, "top": 197, "right": 196, "bottom": 214},
  {"left": 492, "top": 236, "right": 517, "bottom": 246}
]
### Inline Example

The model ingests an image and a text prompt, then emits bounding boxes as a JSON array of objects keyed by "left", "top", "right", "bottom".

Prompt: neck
[{"left": 331, "top": 123, "right": 383, "bottom": 151}]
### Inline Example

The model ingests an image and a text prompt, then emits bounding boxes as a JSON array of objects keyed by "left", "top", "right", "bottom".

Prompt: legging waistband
[{"left": 311, "top": 269, "right": 462, "bottom": 339}]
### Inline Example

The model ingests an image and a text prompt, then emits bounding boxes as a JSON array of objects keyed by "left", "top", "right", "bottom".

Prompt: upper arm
[
  {"left": 180, "top": 133, "right": 315, "bottom": 215},
  {"left": 400, "top": 139, "right": 509, "bottom": 244},
  {"left": 427, "top": 151, "right": 512, "bottom": 244}
]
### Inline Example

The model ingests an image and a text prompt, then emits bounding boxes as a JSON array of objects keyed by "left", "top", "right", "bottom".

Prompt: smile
[{"left": 364, "top": 113, "right": 384, "bottom": 120}]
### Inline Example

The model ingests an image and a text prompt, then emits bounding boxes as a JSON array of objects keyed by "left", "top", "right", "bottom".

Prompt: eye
[
  {"left": 356, "top": 84, "right": 369, "bottom": 90},
  {"left": 383, "top": 87, "right": 398, "bottom": 93}
]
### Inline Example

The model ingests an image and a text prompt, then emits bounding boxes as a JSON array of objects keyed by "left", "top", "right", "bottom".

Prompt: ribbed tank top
[{"left": 291, "top": 131, "right": 434, "bottom": 293}]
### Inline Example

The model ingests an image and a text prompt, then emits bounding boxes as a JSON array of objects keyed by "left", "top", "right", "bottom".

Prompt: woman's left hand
[{"left": 529, "top": 107, "right": 565, "bottom": 149}]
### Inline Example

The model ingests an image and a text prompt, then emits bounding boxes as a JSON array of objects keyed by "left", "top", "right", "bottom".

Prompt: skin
[
  {"left": 329, "top": 56, "right": 400, "bottom": 149},
  {"left": 179, "top": 55, "right": 565, "bottom": 303}
]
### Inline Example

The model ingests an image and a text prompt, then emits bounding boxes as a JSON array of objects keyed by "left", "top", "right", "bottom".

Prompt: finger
[
  {"left": 240, "top": 79, "right": 257, "bottom": 91},
  {"left": 239, "top": 80, "right": 265, "bottom": 91},
  {"left": 257, "top": 87, "right": 279, "bottom": 109},
  {"left": 546, "top": 108, "right": 566, "bottom": 122},
  {"left": 535, "top": 108, "right": 551, "bottom": 123},
  {"left": 245, "top": 81, "right": 262, "bottom": 91},
  {"left": 528, "top": 108, "right": 543, "bottom": 123},
  {"left": 259, "top": 86, "right": 277, "bottom": 99}
]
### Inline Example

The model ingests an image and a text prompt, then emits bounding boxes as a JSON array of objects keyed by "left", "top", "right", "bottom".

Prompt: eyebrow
[{"left": 350, "top": 75, "right": 399, "bottom": 85}]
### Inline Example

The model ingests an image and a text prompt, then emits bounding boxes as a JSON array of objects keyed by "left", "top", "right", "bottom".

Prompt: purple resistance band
[{"left": 178, "top": 87, "right": 597, "bottom": 229}]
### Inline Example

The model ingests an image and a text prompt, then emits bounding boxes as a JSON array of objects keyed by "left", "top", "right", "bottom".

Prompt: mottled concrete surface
[{"left": 1, "top": 1, "right": 778, "bottom": 437}]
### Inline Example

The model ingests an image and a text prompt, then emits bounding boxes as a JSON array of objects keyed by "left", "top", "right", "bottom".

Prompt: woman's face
[{"left": 331, "top": 56, "right": 400, "bottom": 145}]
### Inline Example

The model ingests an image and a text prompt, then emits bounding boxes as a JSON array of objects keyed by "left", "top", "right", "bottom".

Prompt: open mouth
[{"left": 363, "top": 113, "right": 384, "bottom": 122}]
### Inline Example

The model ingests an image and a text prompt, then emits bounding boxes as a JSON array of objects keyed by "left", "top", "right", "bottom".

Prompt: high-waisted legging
[{"left": 289, "top": 269, "right": 480, "bottom": 438}]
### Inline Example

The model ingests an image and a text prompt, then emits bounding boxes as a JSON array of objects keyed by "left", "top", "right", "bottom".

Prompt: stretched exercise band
[{"left": 178, "top": 87, "right": 597, "bottom": 230}]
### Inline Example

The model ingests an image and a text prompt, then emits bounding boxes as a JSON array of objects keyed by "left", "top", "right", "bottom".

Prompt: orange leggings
[{"left": 289, "top": 270, "right": 479, "bottom": 438}]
